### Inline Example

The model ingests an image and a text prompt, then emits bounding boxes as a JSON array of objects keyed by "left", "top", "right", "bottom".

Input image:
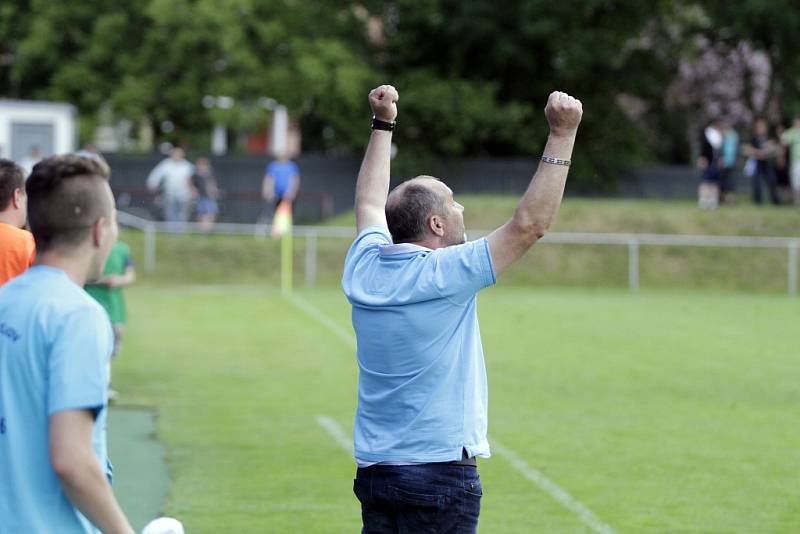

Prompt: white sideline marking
[
  {"left": 291, "top": 293, "right": 615, "bottom": 533},
  {"left": 491, "top": 439, "right": 615, "bottom": 534},
  {"left": 315, "top": 415, "right": 353, "bottom": 455},
  {"left": 287, "top": 294, "right": 356, "bottom": 349}
]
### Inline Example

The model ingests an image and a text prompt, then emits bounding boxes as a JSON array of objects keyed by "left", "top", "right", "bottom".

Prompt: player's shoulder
[
  {"left": 7, "top": 268, "right": 104, "bottom": 319},
  {"left": 53, "top": 288, "right": 110, "bottom": 333},
  {"left": 343, "top": 226, "right": 392, "bottom": 280},
  {"left": 351, "top": 226, "right": 392, "bottom": 252},
  {"left": 35, "top": 268, "right": 101, "bottom": 306},
  {"left": 0, "top": 222, "right": 33, "bottom": 242}
]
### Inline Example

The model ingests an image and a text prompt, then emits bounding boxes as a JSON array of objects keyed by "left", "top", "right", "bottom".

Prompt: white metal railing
[{"left": 117, "top": 210, "right": 800, "bottom": 295}]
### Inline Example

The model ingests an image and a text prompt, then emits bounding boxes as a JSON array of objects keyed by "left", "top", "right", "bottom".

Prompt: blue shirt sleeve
[
  {"left": 426, "top": 238, "right": 496, "bottom": 305},
  {"left": 47, "top": 306, "right": 112, "bottom": 416},
  {"left": 342, "top": 226, "right": 392, "bottom": 297}
]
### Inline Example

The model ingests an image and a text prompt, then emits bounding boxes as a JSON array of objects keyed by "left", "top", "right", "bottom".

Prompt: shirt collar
[{"left": 379, "top": 242, "right": 432, "bottom": 256}]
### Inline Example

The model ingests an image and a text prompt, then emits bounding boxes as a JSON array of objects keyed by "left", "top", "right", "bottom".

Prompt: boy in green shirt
[{"left": 85, "top": 240, "right": 136, "bottom": 399}]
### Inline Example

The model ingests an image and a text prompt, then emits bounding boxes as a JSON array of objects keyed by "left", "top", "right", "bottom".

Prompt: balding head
[{"left": 386, "top": 176, "right": 448, "bottom": 244}]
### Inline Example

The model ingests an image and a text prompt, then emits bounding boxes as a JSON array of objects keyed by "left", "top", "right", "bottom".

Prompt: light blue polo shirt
[
  {"left": 0, "top": 266, "right": 113, "bottom": 534},
  {"left": 342, "top": 226, "right": 496, "bottom": 464}
]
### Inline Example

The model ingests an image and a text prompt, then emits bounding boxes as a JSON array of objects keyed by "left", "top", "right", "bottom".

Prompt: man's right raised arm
[
  {"left": 487, "top": 91, "right": 583, "bottom": 276},
  {"left": 355, "top": 84, "right": 398, "bottom": 233}
]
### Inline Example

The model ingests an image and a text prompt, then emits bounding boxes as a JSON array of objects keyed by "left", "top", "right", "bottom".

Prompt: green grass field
[{"left": 112, "top": 284, "right": 800, "bottom": 533}]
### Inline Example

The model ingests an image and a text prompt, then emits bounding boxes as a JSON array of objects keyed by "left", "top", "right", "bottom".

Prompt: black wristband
[{"left": 371, "top": 117, "right": 395, "bottom": 131}]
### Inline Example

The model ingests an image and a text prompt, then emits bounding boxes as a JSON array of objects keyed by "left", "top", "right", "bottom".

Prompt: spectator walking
[
  {"left": 343, "top": 84, "right": 581, "bottom": 532},
  {"left": 0, "top": 154, "right": 134, "bottom": 533},
  {"left": 744, "top": 119, "right": 780, "bottom": 205},
  {"left": 0, "top": 159, "right": 35, "bottom": 285},
  {"left": 84, "top": 240, "right": 136, "bottom": 400},
  {"left": 146, "top": 147, "right": 195, "bottom": 225},
  {"left": 780, "top": 116, "right": 800, "bottom": 205},
  {"left": 191, "top": 157, "right": 219, "bottom": 231}
]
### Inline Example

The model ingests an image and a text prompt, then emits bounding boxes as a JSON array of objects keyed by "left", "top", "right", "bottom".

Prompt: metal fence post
[
  {"left": 305, "top": 230, "right": 318, "bottom": 288},
  {"left": 628, "top": 239, "right": 639, "bottom": 292},
  {"left": 788, "top": 241, "right": 798, "bottom": 296},
  {"left": 144, "top": 222, "right": 156, "bottom": 274}
]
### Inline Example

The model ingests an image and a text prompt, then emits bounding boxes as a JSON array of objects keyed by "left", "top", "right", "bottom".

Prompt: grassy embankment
[{"left": 120, "top": 198, "right": 800, "bottom": 292}]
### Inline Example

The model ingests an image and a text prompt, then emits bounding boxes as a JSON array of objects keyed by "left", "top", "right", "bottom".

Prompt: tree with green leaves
[{"left": 1, "top": 0, "right": 797, "bottom": 187}]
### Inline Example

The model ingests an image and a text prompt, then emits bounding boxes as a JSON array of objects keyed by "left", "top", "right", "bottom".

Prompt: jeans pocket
[
  {"left": 391, "top": 485, "right": 446, "bottom": 533},
  {"left": 391, "top": 486, "right": 446, "bottom": 508}
]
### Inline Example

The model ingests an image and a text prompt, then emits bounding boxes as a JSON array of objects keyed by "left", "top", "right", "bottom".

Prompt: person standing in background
[
  {"left": 744, "top": 119, "right": 780, "bottom": 205},
  {"left": 146, "top": 147, "right": 194, "bottom": 224},
  {"left": 719, "top": 119, "right": 739, "bottom": 204},
  {"left": 84, "top": 240, "right": 136, "bottom": 400},
  {"left": 191, "top": 157, "right": 219, "bottom": 231},
  {"left": 261, "top": 151, "right": 300, "bottom": 222},
  {"left": 697, "top": 118, "right": 723, "bottom": 209},
  {"left": 774, "top": 123, "right": 791, "bottom": 203},
  {"left": 780, "top": 117, "right": 800, "bottom": 206},
  {"left": 0, "top": 159, "right": 35, "bottom": 285}
]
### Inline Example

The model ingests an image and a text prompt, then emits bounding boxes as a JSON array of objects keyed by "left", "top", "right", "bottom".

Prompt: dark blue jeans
[{"left": 353, "top": 463, "right": 482, "bottom": 533}]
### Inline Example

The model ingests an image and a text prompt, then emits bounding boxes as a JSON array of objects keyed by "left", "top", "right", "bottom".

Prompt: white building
[{"left": 0, "top": 99, "right": 77, "bottom": 168}]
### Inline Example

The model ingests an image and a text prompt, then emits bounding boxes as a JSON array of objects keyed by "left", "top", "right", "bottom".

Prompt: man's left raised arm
[{"left": 355, "top": 84, "right": 398, "bottom": 233}]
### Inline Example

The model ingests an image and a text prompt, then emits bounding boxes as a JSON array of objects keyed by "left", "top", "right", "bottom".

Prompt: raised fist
[
  {"left": 369, "top": 85, "right": 399, "bottom": 122},
  {"left": 544, "top": 91, "right": 583, "bottom": 137}
]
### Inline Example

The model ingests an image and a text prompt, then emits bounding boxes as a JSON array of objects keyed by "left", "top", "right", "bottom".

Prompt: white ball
[{"left": 141, "top": 517, "right": 184, "bottom": 534}]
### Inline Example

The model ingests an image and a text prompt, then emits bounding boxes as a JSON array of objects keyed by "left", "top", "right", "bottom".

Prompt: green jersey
[
  {"left": 781, "top": 127, "right": 800, "bottom": 163},
  {"left": 85, "top": 241, "right": 133, "bottom": 325}
]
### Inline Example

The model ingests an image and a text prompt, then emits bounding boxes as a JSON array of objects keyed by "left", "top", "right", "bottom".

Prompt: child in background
[{"left": 84, "top": 240, "right": 136, "bottom": 400}]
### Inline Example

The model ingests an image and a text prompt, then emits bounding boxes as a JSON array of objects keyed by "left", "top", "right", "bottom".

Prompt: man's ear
[
  {"left": 12, "top": 188, "right": 24, "bottom": 210},
  {"left": 428, "top": 215, "right": 445, "bottom": 237},
  {"left": 92, "top": 217, "right": 108, "bottom": 248}
]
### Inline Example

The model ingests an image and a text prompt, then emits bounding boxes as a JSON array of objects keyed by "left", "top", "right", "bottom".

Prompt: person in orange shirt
[{"left": 0, "top": 159, "right": 36, "bottom": 285}]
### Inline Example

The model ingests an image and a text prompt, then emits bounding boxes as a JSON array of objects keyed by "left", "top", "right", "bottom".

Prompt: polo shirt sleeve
[
  {"left": 47, "top": 306, "right": 112, "bottom": 417},
  {"left": 342, "top": 225, "right": 392, "bottom": 296},
  {"left": 428, "top": 237, "right": 496, "bottom": 305}
]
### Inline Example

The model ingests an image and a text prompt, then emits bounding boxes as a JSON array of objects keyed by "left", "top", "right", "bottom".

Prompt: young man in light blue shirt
[
  {"left": 343, "top": 85, "right": 582, "bottom": 532},
  {"left": 0, "top": 155, "right": 134, "bottom": 533}
]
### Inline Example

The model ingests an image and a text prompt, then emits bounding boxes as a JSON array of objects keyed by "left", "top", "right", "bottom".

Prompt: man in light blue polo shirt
[
  {"left": 0, "top": 155, "right": 134, "bottom": 533},
  {"left": 343, "top": 85, "right": 582, "bottom": 532}
]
